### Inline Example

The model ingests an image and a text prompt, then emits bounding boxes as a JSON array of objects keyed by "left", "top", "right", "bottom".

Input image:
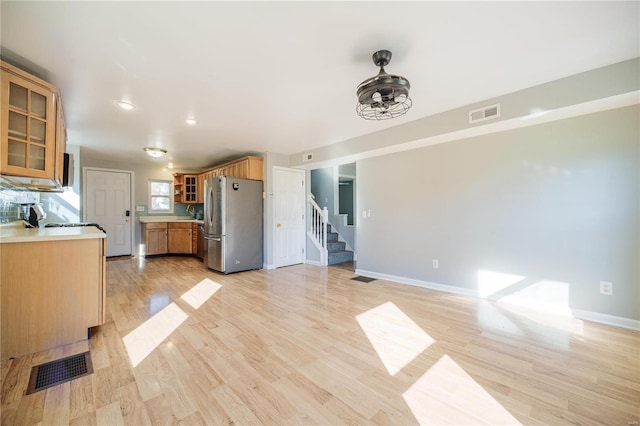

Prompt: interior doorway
[
  {"left": 273, "top": 166, "right": 306, "bottom": 268},
  {"left": 83, "top": 167, "right": 134, "bottom": 257}
]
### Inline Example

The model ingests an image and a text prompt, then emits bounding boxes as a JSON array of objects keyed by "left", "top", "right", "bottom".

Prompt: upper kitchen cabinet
[
  {"left": 203, "top": 156, "right": 263, "bottom": 181},
  {"left": 183, "top": 174, "right": 197, "bottom": 203},
  {"left": 1, "top": 61, "right": 65, "bottom": 186},
  {"left": 174, "top": 173, "right": 199, "bottom": 204}
]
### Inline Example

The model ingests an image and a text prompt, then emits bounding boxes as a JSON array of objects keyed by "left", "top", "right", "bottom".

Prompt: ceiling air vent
[
  {"left": 302, "top": 153, "right": 314, "bottom": 162},
  {"left": 469, "top": 103, "right": 501, "bottom": 124}
]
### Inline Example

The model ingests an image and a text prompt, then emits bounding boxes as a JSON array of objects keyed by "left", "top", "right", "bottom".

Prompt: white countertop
[
  {"left": 0, "top": 225, "right": 106, "bottom": 244},
  {"left": 139, "top": 215, "right": 204, "bottom": 224}
]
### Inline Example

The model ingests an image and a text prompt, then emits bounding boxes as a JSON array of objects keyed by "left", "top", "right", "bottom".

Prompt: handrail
[{"left": 308, "top": 195, "right": 328, "bottom": 265}]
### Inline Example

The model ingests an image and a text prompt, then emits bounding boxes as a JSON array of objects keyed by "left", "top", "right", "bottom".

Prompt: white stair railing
[{"left": 308, "top": 195, "right": 328, "bottom": 266}]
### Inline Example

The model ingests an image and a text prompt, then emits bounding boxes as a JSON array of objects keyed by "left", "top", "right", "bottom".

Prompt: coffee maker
[{"left": 20, "top": 203, "right": 46, "bottom": 228}]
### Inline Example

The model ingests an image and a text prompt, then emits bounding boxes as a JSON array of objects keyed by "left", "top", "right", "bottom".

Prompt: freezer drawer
[{"left": 204, "top": 235, "right": 224, "bottom": 272}]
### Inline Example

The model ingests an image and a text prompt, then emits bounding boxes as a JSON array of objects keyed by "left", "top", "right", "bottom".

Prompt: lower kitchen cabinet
[
  {"left": 0, "top": 233, "right": 106, "bottom": 360},
  {"left": 168, "top": 222, "right": 192, "bottom": 254},
  {"left": 144, "top": 222, "right": 167, "bottom": 255},
  {"left": 143, "top": 221, "right": 200, "bottom": 256}
]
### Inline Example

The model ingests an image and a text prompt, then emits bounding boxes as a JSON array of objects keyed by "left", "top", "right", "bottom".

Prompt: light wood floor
[{"left": 2, "top": 256, "right": 639, "bottom": 425}]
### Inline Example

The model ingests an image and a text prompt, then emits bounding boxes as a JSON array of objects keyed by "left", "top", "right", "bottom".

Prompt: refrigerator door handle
[
  {"left": 207, "top": 187, "right": 214, "bottom": 229},
  {"left": 204, "top": 236, "right": 221, "bottom": 242}
]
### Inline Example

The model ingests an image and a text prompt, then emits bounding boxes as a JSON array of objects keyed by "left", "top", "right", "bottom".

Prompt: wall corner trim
[{"left": 354, "top": 269, "right": 640, "bottom": 331}]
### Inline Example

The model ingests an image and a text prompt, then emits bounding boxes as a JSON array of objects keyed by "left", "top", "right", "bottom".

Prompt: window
[{"left": 149, "top": 179, "right": 173, "bottom": 213}]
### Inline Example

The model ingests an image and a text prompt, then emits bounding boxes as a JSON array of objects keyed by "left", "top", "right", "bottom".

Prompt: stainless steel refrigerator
[{"left": 203, "top": 176, "right": 263, "bottom": 273}]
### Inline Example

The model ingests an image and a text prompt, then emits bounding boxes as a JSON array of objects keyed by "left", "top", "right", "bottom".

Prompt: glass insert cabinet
[{"left": 1, "top": 62, "right": 59, "bottom": 179}]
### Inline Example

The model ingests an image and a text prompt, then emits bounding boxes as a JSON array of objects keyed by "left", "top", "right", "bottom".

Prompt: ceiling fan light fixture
[
  {"left": 143, "top": 147, "right": 167, "bottom": 158},
  {"left": 356, "top": 50, "right": 412, "bottom": 120}
]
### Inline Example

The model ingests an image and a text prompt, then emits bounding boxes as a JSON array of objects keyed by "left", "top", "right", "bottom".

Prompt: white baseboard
[
  {"left": 571, "top": 309, "right": 640, "bottom": 331},
  {"left": 263, "top": 263, "right": 275, "bottom": 270},
  {"left": 354, "top": 268, "right": 640, "bottom": 331},
  {"left": 305, "top": 259, "right": 322, "bottom": 267},
  {"left": 355, "top": 269, "right": 479, "bottom": 298}
]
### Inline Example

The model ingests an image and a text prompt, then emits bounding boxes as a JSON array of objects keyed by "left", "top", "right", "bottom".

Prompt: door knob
[{"left": 276, "top": 223, "right": 281, "bottom": 227}]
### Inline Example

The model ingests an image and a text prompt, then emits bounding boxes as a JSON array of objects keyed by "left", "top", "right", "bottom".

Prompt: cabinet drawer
[
  {"left": 168, "top": 222, "right": 192, "bottom": 229},
  {"left": 145, "top": 222, "right": 167, "bottom": 229}
]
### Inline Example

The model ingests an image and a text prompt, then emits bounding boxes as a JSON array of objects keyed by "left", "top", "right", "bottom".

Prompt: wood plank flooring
[{"left": 2, "top": 256, "right": 639, "bottom": 425}]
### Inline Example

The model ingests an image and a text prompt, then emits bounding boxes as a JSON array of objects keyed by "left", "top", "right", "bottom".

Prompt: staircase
[
  {"left": 326, "top": 223, "right": 354, "bottom": 265},
  {"left": 308, "top": 195, "right": 354, "bottom": 266}
]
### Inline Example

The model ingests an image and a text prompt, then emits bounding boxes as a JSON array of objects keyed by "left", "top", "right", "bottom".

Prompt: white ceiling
[{"left": 1, "top": 1, "right": 638, "bottom": 169}]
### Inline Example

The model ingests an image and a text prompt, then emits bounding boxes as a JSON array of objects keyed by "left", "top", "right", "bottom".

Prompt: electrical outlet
[
  {"left": 432, "top": 259, "right": 439, "bottom": 269},
  {"left": 600, "top": 281, "right": 613, "bottom": 295},
  {"left": 136, "top": 206, "right": 145, "bottom": 212}
]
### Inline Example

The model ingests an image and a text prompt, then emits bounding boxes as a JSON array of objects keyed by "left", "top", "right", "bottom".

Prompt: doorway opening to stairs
[{"left": 308, "top": 163, "right": 356, "bottom": 271}]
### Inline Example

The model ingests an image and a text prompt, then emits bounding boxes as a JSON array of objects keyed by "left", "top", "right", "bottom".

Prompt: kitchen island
[{"left": 0, "top": 223, "right": 106, "bottom": 360}]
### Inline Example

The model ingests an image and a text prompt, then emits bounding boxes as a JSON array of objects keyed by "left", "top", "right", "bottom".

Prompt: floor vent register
[
  {"left": 26, "top": 352, "right": 93, "bottom": 394},
  {"left": 351, "top": 275, "right": 377, "bottom": 283}
]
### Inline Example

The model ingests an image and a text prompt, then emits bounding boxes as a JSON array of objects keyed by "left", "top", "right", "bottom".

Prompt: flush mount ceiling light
[
  {"left": 185, "top": 118, "right": 197, "bottom": 125},
  {"left": 115, "top": 100, "right": 136, "bottom": 110},
  {"left": 143, "top": 147, "right": 167, "bottom": 158},
  {"left": 356, "top": 50, "right": 412, "bottom": 120}
]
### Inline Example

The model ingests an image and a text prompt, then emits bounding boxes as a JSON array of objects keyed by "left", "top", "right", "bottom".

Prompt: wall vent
[
  {"left": 302, "top": 153, "right": 314, "bottom": 162},
  {"left": 469, "top": 103, "right": 501, "bottom": 124}
]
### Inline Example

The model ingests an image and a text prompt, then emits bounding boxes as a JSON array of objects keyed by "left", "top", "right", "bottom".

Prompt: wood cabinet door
[
  {"left": 197, "top": 173, "right": 205, "bottom": 203},
  {"left": 168, "top": 228, "right": 192, "bottom": 253},
  {"left": 247, "top": 157, "right": 264, "bottom": 180},
  {"left": 146, "top": 228, "right": 167, "bottom": 255},
  {"left": 1, "top": 69, "right": 57, "bottom": 179},
  {"left": 182, "top": 174, "right": 197, "bottom": 203}
]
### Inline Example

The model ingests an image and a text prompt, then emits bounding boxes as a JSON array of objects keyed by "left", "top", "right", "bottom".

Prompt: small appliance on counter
[{"left": 20, "top": 203, "right": 46, "bottom": 228}]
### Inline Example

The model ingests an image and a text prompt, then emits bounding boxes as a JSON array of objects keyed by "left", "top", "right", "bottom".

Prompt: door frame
[
  {"left": 272, "top": 166, "right": 306, "bottom": 268},
  {"left": 82, "top": 167, "right": 136, "bottom": 257}
]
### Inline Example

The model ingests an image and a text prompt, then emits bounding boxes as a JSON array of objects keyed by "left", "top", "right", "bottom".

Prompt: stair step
[
  {"left": 327, "top": 232, "right": 338, "bottom": 242},
  {"left": 328, "top": 250, "right": 354, "bottom": 265},
  {"left": 327, "top": 241, "right": 345, "bottom": 253}
]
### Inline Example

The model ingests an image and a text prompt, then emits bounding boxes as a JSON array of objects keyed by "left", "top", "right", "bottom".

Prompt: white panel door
[
  {"left": 274, "top": 167, "right": 305, "bottom": 268},
  {"left": 85, "top": 169, "right": 132, "bottom": 257}
]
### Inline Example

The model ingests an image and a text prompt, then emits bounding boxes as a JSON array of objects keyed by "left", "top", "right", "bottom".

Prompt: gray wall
[
  {"left": 357, "top": 105, "right": 639, "bottom": 320},
  {"left": 310, "top": 167, "right": 334, "bottom": 212}
]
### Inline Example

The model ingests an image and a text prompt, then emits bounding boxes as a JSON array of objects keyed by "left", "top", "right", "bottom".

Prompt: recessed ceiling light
[
  {"left": 143, "top": 147, "right": 167, "bottom": 158},
  {"left": 168, "top": 162, "right": 174, "bottom": 169},
  {"left": 115, "top": 100, "right": 136, "bottom": 110},
  {"left": 185, "top": 118, "right": 197, "bottom": 125}
]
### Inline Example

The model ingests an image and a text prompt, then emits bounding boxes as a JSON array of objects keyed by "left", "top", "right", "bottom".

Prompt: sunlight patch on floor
[
  {"left": 477, "top": 300, "right": 524, "bottom": 337},
  {"left": 181, "top": 278, "right": 222, "bottom": 309},
  {"left": 123, "top": 302, "right": 188, "bottom": 367},
  {"left": 356, "top": 302, "right": 434, "bottom": 376},
  {"left": 403, "top": 355, "right": 521, "bottom": 425}
]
